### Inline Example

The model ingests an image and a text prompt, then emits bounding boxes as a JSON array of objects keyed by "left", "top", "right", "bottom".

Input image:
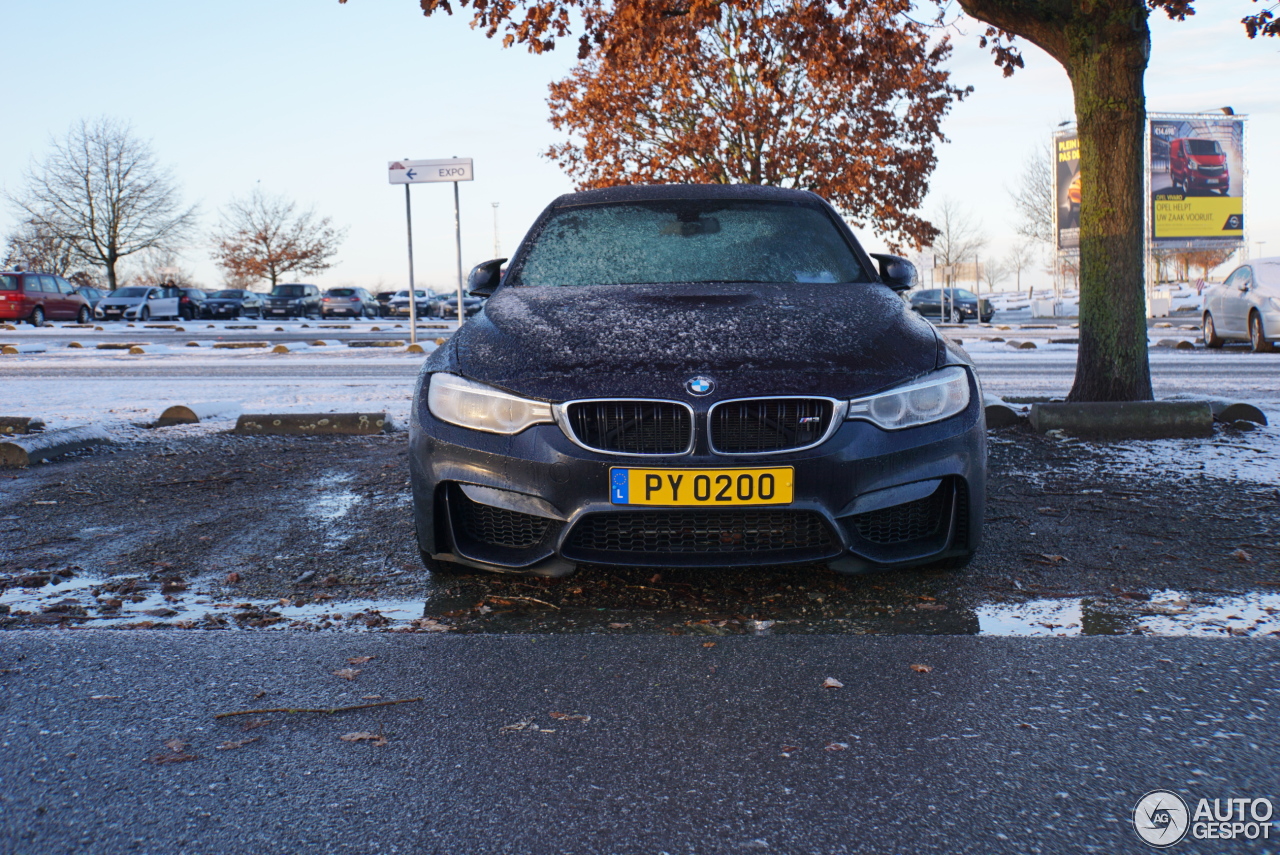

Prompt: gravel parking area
[{"left": 1, "top": 425, "right": 1277, "bottom": 636}]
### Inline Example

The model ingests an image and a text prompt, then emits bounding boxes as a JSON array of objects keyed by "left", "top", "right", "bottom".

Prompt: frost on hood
[{"left": 455, "top": 282, "right": 938, "bottom": 401}]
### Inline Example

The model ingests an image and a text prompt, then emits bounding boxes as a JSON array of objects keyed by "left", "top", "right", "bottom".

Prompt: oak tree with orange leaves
[
  {"left": 544, "top": 0, "right": 968, "bottom": 249},
  {"left": 211, "top": 189, "right": 346, "bottom": 289},
  {"left": 350, "top": 0, "right": 1278, "bottom": 401}
]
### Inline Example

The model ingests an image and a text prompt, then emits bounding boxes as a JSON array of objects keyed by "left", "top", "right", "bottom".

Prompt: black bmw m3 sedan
[{"left": 410, "top": 184, "right": 986, "bottom": 577}]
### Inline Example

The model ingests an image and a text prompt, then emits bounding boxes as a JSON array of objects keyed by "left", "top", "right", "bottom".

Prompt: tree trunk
[
  {"left": 1064, "top": 9, "right": 1153, "bottom": 402},
  {"left": 958, "top": 0, "right": 1154, "bottom": 402}
]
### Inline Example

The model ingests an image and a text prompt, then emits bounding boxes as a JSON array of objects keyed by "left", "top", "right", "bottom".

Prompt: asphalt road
[{"left": 1, "top": 632, "right": 1275, "bottom": 855}]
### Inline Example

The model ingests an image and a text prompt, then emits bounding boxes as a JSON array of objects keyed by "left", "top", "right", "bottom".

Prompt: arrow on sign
[{"left": 406, "top": 169, "right": 417, "bottom": 180}]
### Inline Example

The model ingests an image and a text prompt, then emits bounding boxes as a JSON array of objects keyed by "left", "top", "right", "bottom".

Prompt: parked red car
[
  {"left": 1170, "top": 137, "right": 1230, "bottom": 196},
  {"left": 0, "top": 270, "right": 93, "bottom": 326}
]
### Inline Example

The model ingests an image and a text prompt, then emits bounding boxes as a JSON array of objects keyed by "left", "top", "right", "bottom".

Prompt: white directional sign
[{"left": 388, "top": 158, "right": 474, "bottom": 184}]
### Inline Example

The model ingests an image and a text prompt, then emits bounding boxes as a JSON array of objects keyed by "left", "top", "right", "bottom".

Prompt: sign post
[{"left": 389, "top": 157, "right": 475, "bottom": 337}]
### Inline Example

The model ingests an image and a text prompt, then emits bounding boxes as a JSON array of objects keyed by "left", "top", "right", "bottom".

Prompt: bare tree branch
[{"left": 4, "top": 117, "right": 198, "bottom": 290}]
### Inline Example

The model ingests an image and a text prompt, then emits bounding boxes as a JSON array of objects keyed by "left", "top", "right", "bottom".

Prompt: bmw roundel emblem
[{"left": 686, "top": 376, "right": 715, "bottom": 396}]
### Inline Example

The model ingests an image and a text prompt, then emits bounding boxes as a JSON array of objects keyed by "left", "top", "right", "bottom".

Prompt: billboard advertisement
[
  {"left": 1150, "top": 117, "right": 1244, "bottom": 242},
  {"left": 1054, "top": 131, "right": 1080, "bottom": 251}
]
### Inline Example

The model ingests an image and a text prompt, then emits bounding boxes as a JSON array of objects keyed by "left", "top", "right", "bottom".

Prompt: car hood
[{"left": 453, "top": 283, "right": 939, "bottom": 401}]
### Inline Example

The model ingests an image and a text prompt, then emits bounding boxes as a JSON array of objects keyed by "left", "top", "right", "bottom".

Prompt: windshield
[
  {"left": 0, "top": 275, "right": 16, "bottom": 291},
  {"left": 109, "top": 287, "right": 150, "bottom": 298},
  {"left": 212, "top": 290, "right": 244, "bottom": 298},
  {"left": 395, "top": 290, "right": 428, "bottom": 298},
  {"left": 271, "top": 285, "right": 308, "bottom": 297},
  {"left": 328, "top": 288, "right": 356, "bottom": 297},
  {"left": 1186, "top": 139, "right": 1223, "bottom": 157},
  {"left": 513, "top": 200, "right": 868, "bottom": 287}
]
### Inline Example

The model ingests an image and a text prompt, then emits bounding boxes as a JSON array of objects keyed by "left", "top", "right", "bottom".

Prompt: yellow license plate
[{"left": 610, "top": 467, "right": 794, "bottom": 506}]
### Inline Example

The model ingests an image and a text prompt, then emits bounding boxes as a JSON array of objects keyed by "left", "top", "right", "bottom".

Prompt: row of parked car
[{"left": 0, "top": 269, "right": 487, "bottom": 325}]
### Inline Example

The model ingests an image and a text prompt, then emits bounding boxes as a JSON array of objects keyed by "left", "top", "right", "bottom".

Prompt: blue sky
[{"left": 1, "top": 0, "right": 1276, "bottom": 291}]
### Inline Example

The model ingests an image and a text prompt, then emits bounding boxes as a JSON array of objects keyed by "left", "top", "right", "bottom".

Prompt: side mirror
[
  {"left": 869, "top": 253, "right": 917, "bottom": 292},
  {"left": 467, "top": 258, "right": 507, "bottom": 297}
]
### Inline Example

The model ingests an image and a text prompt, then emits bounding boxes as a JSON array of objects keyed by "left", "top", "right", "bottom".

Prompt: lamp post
[{"left": 492, "top": 203, "right": 501, "bottom": 257}]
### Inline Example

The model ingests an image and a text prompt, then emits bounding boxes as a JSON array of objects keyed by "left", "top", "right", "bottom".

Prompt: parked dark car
[
  {"left": 0, "top": 270, "right": 93, "bottom": 325},
  {"left": 322, "top": 287, "right": 378, "bottom": 319},
  {"left": 434, "top": 294, "right": 486, "bottom": 319},
  {"left": 262, "top": 283, "right": 322, "bottom": 319},
  {"left": 73, "top": 285, "right": 106, "bottom": 312},
  {"left": 204, "top": 289, "right": 263, "bottom": 319},
  {"left": 410, "top": 184, "right": 986, "bottom": 579},
  {"left": 374, "top": 291, "right": 398, "bottom": 318},
  {"left": 909, "top": 288, "right": 994, "bottom": 324},
  {"left": 178, "top": 288, "right": 208, "bottom": 321}
]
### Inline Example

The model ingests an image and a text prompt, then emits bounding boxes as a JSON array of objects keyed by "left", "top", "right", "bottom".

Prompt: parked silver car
[{"left": 1203, "top": 258, "right": 1280, "bottom": 352}]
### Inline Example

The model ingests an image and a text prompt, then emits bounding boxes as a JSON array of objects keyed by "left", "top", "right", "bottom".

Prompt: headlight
[
  {"left": 845, "top": 367, "right": 971, "bottom": 430},
  {"left": 427, "top": 373, "right": 553, "bottom": 435}
]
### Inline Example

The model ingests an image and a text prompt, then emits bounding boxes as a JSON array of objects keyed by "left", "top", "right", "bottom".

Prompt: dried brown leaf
[
  {"left": 909, "top": 664, "right": 933, "bottom": 674},
  {"left": 549, "top": 712, "right": 591, "bottom": 722},
  {"left": 216, "top": 737, "right": 260, "bottom": 750},
  {"left": 822, "top": 677, "right": 844, "bottom": 689},
  {"left": 1231, "top": 548, "right": 1253, "bottom": 563},
  {"left": 824, "top": 742, "right": 850, "bottom": 751},
  {"left": 702, "top": 641, "right": 716, "bottom": 648},
  {"left": 347, "top": 656, "right": 375, "bottom": 665},
  {"left": 1040, "top": 554, "right": 1068, "bottom": 564},
  {"left": 339, "top": 731, "right": 387, "bottom": 747},
  {"left": 163, "top": 738, "right": 187, "bottom": 752},
  {"left": 332, "top": 668, "right": 361, "bottom": 681}
]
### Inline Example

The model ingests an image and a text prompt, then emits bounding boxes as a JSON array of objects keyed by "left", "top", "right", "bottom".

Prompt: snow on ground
[{"left": 0, "top": 348, "right": 433, "bottom": 432}]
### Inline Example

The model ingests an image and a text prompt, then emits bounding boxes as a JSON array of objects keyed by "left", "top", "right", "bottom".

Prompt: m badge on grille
[{"left": 686, "top": 376, "right": 715, "bottom": 396}]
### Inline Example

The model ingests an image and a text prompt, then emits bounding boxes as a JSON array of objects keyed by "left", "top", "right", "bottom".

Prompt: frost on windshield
[{"left": 516, "top": 201, "right": 867, "bottom": 287}]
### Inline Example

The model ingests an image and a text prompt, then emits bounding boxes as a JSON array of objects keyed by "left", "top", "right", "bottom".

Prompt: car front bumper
[{"left": 410, "top": 379, "right": 986, "bottom": 576}]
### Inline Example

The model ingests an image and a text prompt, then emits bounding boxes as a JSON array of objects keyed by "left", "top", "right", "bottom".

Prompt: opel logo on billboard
[{"left": 686, "top": 376, "right": 715, "bottom": 396}]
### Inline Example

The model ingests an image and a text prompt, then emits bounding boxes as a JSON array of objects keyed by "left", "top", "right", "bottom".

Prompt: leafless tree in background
[
  {"left": 1007, "top": 142, "right": 1055, "bottom": 247},
  {"left": 2, "top": 217, "right": 77, "bottom": 275},
  {"left": 929, "top": 198, "right": 987, "bottom": 267},
  {"left": 1004, "top": 240, "right": 1039, "bottom": 297},
  {"left": 211, "top": 189, "right": 346, "bottom": 289},
  {"left": 4, "top": 117, "right": 198, "bottom": 291},
  {"left": 980, "top": 257, "right": 1009, "bottom": 292},
  {"left": 126, "top": 248, "right": 201, "bottom": 289}
]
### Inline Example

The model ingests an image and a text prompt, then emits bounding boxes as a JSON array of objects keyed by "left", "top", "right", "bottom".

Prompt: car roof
[{"left": 548, "top": 183, "right": 825, "bottom": 210}]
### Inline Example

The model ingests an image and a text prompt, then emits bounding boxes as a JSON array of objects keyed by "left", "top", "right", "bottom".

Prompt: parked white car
[
  {"left": 1202, "top": 258, "right": 1280, "bottom": 352},
  {"left": 94, "top": 286, "right": 183, "bottom": 322}
]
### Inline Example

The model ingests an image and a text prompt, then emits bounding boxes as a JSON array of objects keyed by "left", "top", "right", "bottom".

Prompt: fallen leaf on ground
[
  {"left": 549, "top": 712, "right": 591, "bottom": 722},
  {"left": 224, "top": 572, "right": 241, "bottom": 585},
  {"left": 252, "top": 690, "right": 267, "bottom": 699},
  {"left": 240, "top": 718, "right": 273, "bottom": 731},
  {"left": 347, "top": 656, "right": 375, "bottom": 665},
  {"left": 1231, "top": 548, "right": 1253, "bottom": 563},
  {"left": 361, "top": 694, "right": 384, "bottom": 700},
  {"left": 1040, "top": 554, "right": 1068, "bottom": 564},
  {"left": 822, "top": 677, "right": 844, "bottom": 689},
  {"left": 164, "top": 738, "right": 187, "bottom": 752},
  {"left": 703, "top": 642, "right": 717, "bottom": 648},
  {"left": 824, "top": 742, "right": 850, "bottom": 751},
  {"left": 339, "top": 731, "right": 387, "bottom": 747},
  {"left": 146, "top": 738, "right": 197, "bottom": 764},
  {"left": 216, "top": 737, "right": 260, "bottom": 750},
  {"left": 608, "top": 622, "right": 631, "bottom": 629},
  {"left": 89, "top": 695, "right": 120, "bottom": 700},
  {"left": 332, "top": 668, "right": 361, "bottom": 681},
  {"left": 909, "top": 664, "right": 933, "bottom": 674}
]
